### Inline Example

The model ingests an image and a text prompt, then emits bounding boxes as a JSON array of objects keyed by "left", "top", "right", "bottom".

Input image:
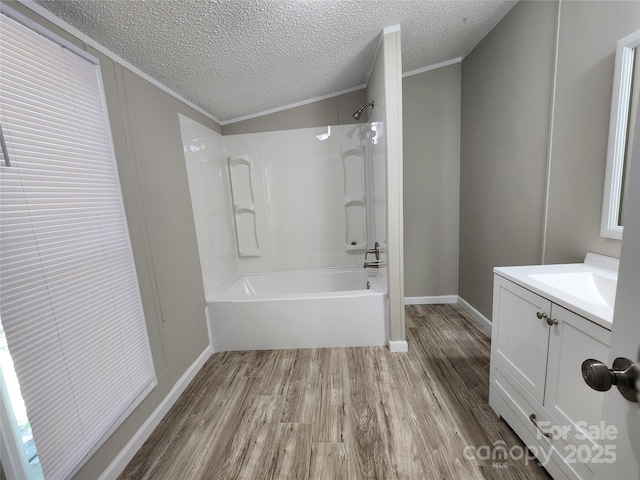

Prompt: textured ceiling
[{"left": 34, "top": 0, "right": 516, "bottom": 123}]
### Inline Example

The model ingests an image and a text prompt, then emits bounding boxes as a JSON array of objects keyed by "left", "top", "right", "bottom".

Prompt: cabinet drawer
[
  {"left": 492, "top": 275, "right": 552, "bottom": 403},
  {"left": 490, "top": 361, "right": 551, "bottom": 447},
  {"left": 491, "top": 362, "right": 601, "bottom": 480},
  {"left": 489, "top": 384, "right": 575, "bottom": 480},
  {"left": 490, "top": 387, "right": 572, "bottom": 480}
]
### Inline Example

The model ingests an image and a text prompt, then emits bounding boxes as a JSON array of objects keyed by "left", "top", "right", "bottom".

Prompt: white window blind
[{"left": 0, "top": 12, "right": 156, "bottom": 480}]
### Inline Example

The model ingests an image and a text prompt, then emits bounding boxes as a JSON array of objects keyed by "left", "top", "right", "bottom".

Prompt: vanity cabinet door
[
  {"left": 492, "top": 275, "right": 552, "bottom": 404},
  {"left": 545, "top": 305, "right": 611, "bottom": 448}
]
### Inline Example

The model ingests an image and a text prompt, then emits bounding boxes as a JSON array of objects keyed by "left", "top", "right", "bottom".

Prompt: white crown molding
[
  {"left": 221, "top": 83, "right": 367, "bottom": 125},
  {"left": 16, "top": 0, "right": 223, "bottom": 126},
  {"left": 225, "top": 52, "right": 465, "bottom": 126},
  {"left": 403, "top": 57, "right": 462, "bottom": 78}
]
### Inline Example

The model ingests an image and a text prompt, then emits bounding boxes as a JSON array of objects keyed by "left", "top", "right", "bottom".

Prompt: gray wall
[
  {"left": 5, "top": 2, "right": 220, "bottom": 479},
  {"left": 460, "top": 0, "right": 558, "bottom": 318},
  {"left": 403, "top": 64, "right": 461, "bottom": 298},
  {"left": 544, "top": 0, "right": 639, "bottom": 264},
  {"left": 460, "top": 0, "right": 639, "bottom": 319},
  {"left": 222, "top": 88, "right": 368, "bottom": 135}
]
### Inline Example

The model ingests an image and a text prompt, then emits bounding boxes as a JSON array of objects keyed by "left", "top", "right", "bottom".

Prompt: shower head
[{"left": 352, "top": 101, "right": 374, "bottom": 120}]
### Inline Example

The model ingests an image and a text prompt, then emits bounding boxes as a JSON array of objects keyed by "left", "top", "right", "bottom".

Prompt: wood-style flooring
[{"left": 118, "top": 304, "right": 551, "bottom": 479}]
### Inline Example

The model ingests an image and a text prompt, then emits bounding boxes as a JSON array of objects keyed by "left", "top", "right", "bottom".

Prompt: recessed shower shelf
[
  {"left": 341, "top": 146, "right": 367, "bottom": 251},
  {"left": 228, "top": 155, "right": 260, "bottom": 257},
  {"left": 234, "top": 208, "right": 260, "bottom": 257}
]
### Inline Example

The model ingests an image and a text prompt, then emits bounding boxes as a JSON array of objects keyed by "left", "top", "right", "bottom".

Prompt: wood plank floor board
[
  {"left": 406, "top": 305, "right": 550, "bottom": 480},
  {"left": 344, "top": 347, "right": 395, "bottom": 479},
  {"left": 312, "top": 348, "right": 347, "bottom": 443},
  {"left": 375, "top": 379, "right": 428, "bottom": 479},
  {"left": 410, "top": 325, "right": 506, "bottom": 452},
  {"left": 179, "top": 376, "right": 261, "bottom": 480},
  {"left": 192, "top": 376, "right": 263, "bottom": 479},
  {"left": 405, "top": 307, "right": 421, "bottom": 327},
  {"left": 281, "top": 349, "right": 318, "bottom": 424},
  {"left": 406, "top": 304, "right": 433, "bottom": 319},
  {"left": 309, "top": 442, "right": 354, "bottom": 480},
  {"left": 388, "top": 351, "right": 485, "bottom": 480},
  {"left": 213, "top": 394, "right": 285, "bottom": 479},
  {"left": 118, "top": 357, "right": 248, "bottom": 480},
  {"left": 259, "top": 422, "right": 312, "bottom": 480},
  {"left": 411, "top": 328, "right": 500, "bottom": 455},
  {"left": 247, "top": 349, "right": 296, "bottom": 396},
  {"left": 118, "top": 305, "right": 552, "bottom": 480}
]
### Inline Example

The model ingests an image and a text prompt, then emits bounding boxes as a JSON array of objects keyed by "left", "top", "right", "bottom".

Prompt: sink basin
[
  {"left": 528, "top": 272, "right": 617, "bottom": 310},
  {"left": 493, "top": 253, "right": 619, "bottom": 329}
]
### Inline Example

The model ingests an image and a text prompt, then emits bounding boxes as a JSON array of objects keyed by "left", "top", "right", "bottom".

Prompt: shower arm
[{"left": 352, "top": 100, "right": 374, "bottom": 120}]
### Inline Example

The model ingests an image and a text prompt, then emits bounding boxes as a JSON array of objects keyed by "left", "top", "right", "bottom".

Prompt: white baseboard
[
  {"left": 457, "top": 296, "right": 492, "bottom": 333},
  {"left": 388, "top": 340, "right": 408, "bottom": 353},
  {"left": 98, "top": 345, "right": 213, "bottom": 480},
  {"left": 204, "top": 306, "right": 215, "bottom": 355},
  {"left": 404, "top": 295, "right": 458, "bottom": 305}
]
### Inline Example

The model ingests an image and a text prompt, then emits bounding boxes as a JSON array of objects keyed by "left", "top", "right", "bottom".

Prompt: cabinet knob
[
  {"left": 536, "top": 311, "right": 547, "bottom": 320},
  {"left": 546, "top": 317, "right": 558, "bottom": 326},
  {"left": 581, "top": 358, "right": 639, "bottom": 403}
]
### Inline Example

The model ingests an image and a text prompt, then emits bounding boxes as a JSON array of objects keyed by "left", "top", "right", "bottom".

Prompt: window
[{"left": 0, "top": 8, "right": 156, "bottom": 479}]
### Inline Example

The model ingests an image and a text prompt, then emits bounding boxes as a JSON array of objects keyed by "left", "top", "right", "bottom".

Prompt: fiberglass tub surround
[
  {"left": 181, "top": 120, "right": 389, "bottom": 352},
  {"left": 493, "top": 252, "right": 618, "bottom": 328}
]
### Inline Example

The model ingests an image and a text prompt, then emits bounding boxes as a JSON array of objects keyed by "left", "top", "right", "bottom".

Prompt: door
[{"left": 594, "top": 109, "right": 640, "bottom": 478}]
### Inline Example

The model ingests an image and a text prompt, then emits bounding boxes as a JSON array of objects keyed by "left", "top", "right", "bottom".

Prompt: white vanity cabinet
[
  {"left": 491, "top": 276, "right": 552, "bottom": 404},
  {"left": 489, "top": 273, "right": 611, "bottom": 480}
]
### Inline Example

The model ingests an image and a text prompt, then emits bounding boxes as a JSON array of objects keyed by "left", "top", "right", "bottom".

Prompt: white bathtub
[{"left": 206, "top": 267, "right": 388, "bottom": 351}]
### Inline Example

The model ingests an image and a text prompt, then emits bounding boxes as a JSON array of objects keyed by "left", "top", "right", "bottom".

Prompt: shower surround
[
  {"left": 180, "top": 117, "right": 388, "bottom": 351},
  {"left": 222, "top": 124, "right": 376, "bottom": 273}
]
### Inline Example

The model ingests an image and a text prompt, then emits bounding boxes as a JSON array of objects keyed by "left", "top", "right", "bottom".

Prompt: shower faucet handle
[{"left": 365, "top": 242, "right": 380, "bottom": 261}]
